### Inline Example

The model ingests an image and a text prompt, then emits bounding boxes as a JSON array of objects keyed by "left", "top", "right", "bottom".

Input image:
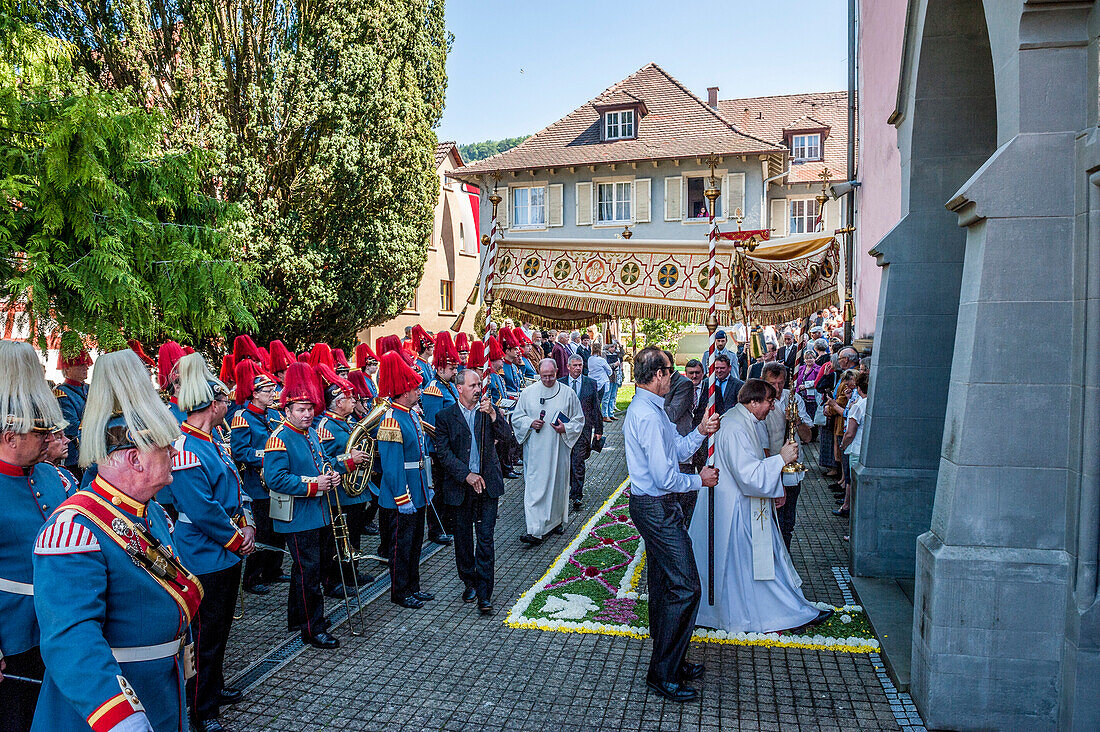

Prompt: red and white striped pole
[{"left": 703, "top": 177, "right": 722, "bottom": 607}]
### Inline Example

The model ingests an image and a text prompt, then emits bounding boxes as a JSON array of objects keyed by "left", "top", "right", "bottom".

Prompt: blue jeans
[{"left": 603, "top": 382, "right": 620, "bottom": 417}]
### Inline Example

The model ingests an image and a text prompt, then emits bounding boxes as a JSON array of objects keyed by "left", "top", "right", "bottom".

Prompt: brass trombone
[{"left": 322, "top": 464, "right": 367, "bottom": 636}]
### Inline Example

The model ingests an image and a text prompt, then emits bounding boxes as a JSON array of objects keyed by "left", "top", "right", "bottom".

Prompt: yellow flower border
[{"left": 504, "top": 479, "right": 880, "bottom": 654}]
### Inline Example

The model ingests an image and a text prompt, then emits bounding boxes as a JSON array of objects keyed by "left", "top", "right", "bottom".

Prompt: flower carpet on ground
[{"left": 505, "top": 479, "right": 881, "bottom": 653}]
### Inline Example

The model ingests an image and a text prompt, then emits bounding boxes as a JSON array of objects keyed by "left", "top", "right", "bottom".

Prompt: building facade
[
  {"left": 450, "top": 64, "right": 852, "bottom": 332},
  {"left": 360, "top": 142, "right": 481, "bottom": 344}
]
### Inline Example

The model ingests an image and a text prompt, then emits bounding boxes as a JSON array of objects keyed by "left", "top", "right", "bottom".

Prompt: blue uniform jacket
[
  {"left": 501, "top": 361, "right": 522, "bottom": 393},
  {"left": 32, "top": 476, "right": 190, "bottom": 732},
  {"left": 230, "top": 403, "right": 275, "bottom": 501},
  {"left": 415, "top": 357, "right": 433, "bottom": 389},
  {"left": 316, "top": 411, "right": 369, "bottom": 506},
  {"left": 419, "top": 378, "right": 457, "bottom": 455},
  {"left": 156, "top": 396, "right": 188, "bottom": 508},
  {"left": 263, "top": 423, "right": 333, "bottom": 533},
  {"left": 520, "top": 357, "right": 537, "bottom": 379},
  {"left": 487, "top": 371, "right": 508, "bottom": 404},
  {"left": 46, "top": 463, "right": 79, "bottom": 497},
  {"left": 0, "top": 461, "right": 67, "bottom": 657},
  {"left": 53, "top": 380, "right": 87, "bottom": 467},
  {"left": 169, "top": 423, "right": 249, "bottom": 575},
  {"left": 376, "top": 405, "right": 431, "bottom": 510},
  {"left": 363, "top": 373, "right": 378, "bottom": 398}
]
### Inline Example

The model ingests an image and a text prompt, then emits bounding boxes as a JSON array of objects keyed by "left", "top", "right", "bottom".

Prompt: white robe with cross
[
  {"left": 512, "top": 380, "right": 584, "bottom": 536},
  {"left": 689, "top": 403, "right": 820, "bottom": 633}
]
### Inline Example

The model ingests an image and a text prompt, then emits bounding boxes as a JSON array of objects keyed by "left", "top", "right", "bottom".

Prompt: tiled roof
[
  {"left": 452, "top": 63, "right": 784, "bottom": 178},
  {"left": 436, "top": 141, "right": 460, "bottom": 168},
  {"left": 718, "top": 91, "right": 850, "bottom": 184}
]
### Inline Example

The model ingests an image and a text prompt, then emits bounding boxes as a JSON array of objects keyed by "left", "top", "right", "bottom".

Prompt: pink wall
[{"left": 854, "top": 0, "right": 906, "bottom": 338}]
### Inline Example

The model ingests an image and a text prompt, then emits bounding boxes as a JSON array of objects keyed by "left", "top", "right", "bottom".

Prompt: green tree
[
  {"left": 633, "top": 319, "right": 688, "bottom": 353},
  {"left": 0, "top": 6, "right": 264, "bottom": 351},
  {"left": 40, "top": 0, "right": 451, "bottom": 349},
  {"left": 458, "top": 135, "right": 530, "bottom": 163}
]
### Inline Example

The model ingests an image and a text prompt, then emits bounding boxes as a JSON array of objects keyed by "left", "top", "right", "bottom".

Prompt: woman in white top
[
  {"left": 837, "top": 370, "right": 869, "bottom": 532},
  {"left": 587, "top": 342, "right": 613, "bottom": 421}
]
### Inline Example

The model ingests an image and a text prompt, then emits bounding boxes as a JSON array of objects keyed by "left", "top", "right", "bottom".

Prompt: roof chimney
[{"left": 707, "top": 86, "right": 719, "bottom": 109}]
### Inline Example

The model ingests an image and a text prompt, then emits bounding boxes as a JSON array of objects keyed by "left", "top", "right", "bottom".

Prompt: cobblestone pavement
[{"left": 220, "top": 404, "right": 904, "bottom": 731}]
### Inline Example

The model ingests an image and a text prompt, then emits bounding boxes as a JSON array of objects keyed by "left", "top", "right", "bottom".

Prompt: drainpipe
[{"left": 762, "top": 162, "right": 791, "bottom": 231}]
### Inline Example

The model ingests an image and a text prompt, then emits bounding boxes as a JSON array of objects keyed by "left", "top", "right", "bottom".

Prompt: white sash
[{"left": 729, "top": 404, "right": 777, "bottom": 581}]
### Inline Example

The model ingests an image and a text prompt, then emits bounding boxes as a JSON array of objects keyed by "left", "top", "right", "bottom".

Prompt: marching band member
[
  {"left": 0, "top": 341, "right": 68, "bottom": 732},
  {"left": 157, "top": 342, "right": 187, "bottom": 423},
  {"left": 315, "top": 365, "right": 373, "bottom": 587},
  {"left": 352, "top": 343, "right": 380, "bottom": 398},
  {"left": 376, "top": 352, "right": 435, "bottom": 609},
  {"left": 31, "top": 349, "right": 200, "bottom": 732},
  {"left": 41, "top": 423, "right": 78, "bottom": 498},
  {"left": 262, "top": 363, "right": 341, "bottom": 649},
  {"left": 516, "top": 331, "right": 539, "bottom": 379},
  {"left": 467, "top": 341, "right": 487, "bottom": 377},
  {"left": 420, "top": 332, "right": 460, "bottom": 546},
  {"left": 498, "top": 328, "right": 524, "bottom": 394},
  {"left": 332, "top": 349, "right": 351, "bottom": 379},
  {"left": 53, "top": 333, "right": 92, "bottom": 479},
  {"left": 410, "top": 325, "right": 435, "bottom": 388},
  {"left": 267, "top": 340, "right": 295, "bottom": 388},
  {"left": 484, "top": 337, "right": 509, "bottom": 403},
  {"left": 455, "top": 333, "right": 471, "bottom": 368},
  {"left": 231, "top": 360, "right": 286, "bottom": 595},
  {"left": 171, "top": 353, "right": 254, "bottom": 732}
]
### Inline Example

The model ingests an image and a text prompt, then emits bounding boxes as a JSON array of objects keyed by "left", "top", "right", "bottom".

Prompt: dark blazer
[
  {"left": 663, "top": 371, "right": 697, "bottom": 437},
  {"left": 776, "top": 345, "right": 800, "bottom": 374},
  {"left": 563, "top": 374, "right": 601, "bottom": 437},
  {"left": 704, "top": 375, "right": 744, "bottom": 416},
  {"left": 432, "top": 401, "right": 511, "bottom": 506},
  {"left": 551, "top": 342, "right": 570, "bottom": 378},
  {"left": 576, "top": 345, "right": 592, "bottom": 375}
]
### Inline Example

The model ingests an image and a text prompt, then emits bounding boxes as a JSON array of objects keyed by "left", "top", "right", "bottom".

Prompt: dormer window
[
  {"left": 604, "top": 109, "right": 636, "bottom": 140},
  {"left": 791, "top": 133, "right": 822, "bottom": 162}
]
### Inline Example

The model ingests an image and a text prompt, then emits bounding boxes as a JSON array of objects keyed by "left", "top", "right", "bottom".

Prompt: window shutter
[
  {"left": 576, "top": 182, "right": 593, "bottom": 225},
  {"left": 634, "top": 178, "right": 651, "bottom": 223},
  {"left": 664, "top": 176, "right": 681, "bottom": 221},
  {"left": 548, "top": 184, "right": 563, "bottom": 227},
  {"left": 770, "top": 199, "right": 787, "bottom": 237},
  {"left": 495, "top": 186, "right": 509, "bottom": 228},
  {"left": 727, "top": 173, "right": 746, "bottom": 219}
]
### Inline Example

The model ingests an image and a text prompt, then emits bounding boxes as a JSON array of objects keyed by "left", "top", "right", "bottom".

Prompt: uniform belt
[
  {"left": 0, "top": 577, "right": 33, "bottom": 596},
  {"left": 176, "top": 512, "right": 193, "bottom": 524},
  {"left": 111, "top": 637, "right": 185, "bottom": 663},
  {"left": 403, "top": 461, "right": 423, "bottom": 470}
]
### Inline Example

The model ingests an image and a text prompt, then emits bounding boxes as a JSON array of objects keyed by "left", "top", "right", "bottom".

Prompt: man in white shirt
[{"left": 624, "top": 347, "right": 719, "bottom": 703}]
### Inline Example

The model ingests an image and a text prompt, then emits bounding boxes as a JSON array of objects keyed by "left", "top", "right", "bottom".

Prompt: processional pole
[{"left": 702, "top": 158, "right": 722, "bottom": 606}]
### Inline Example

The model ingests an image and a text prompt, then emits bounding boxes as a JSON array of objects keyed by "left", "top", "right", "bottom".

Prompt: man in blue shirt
[{"left": 624, "top": 346, "right": 719, "bottom": 704}]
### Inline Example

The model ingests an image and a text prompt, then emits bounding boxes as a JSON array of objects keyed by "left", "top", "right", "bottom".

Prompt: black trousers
[
  {"left": 188, "top": 562, "right": 241, "bottom": 722},
  {"left": 389, "top": 506, "right": 424, "bottom": 601},
  {"left": 428, "top": 459, "right": 453, "bottom": 539},
  {"left": 776, "top": 482, "right": 801, "bottom": 549},
  {"left": 377, "top": 506, "right": 395, "bottom": 559},
  {"left": 569, "top": 430, "right": 592, "bottom": 501},
  {"left": 286, "top": 527, "right": 329, "bottom": 635},
  {"left": 0, "top": 646, "right": 43, "bottom": 732},
  {"left": 344, "top": 501, "right": 367, "bottom": 550},
  {"left": 453, "top": 493, "right": 498, "bottom": 602},
  {"left": 629, "top": 493, "right": 701, "bottom": 684},
  {"left": 494, "top": 437, "right": 514, "bottom": 473},
  {"left": 244, "top": 498, "right": 285, "bottom": 587}
]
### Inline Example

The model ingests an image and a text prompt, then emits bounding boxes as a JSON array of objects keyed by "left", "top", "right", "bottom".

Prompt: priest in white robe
[
  {"left": 512, "top": 358, "right": 584, "bottom": 543},
  {"left": 690, "top": 378, "right": 830, "bottom": 633}
]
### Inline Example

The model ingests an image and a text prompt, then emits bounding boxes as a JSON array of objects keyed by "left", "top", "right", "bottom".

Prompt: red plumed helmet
[
  {"left": 487, "top": 336, "right": 506, "bottom": 362},
  {"left": 467, "top": 341, "right": 487, "bottom": 369},
  {"left": 432, "top": 331, "right": 461, "bottom": 369},
  {"left": 455, "top": 332, "right": 470, "bottom": 352},
  {"left": 127, "top": 339, "right": 156, "bottom": 366},
  {"left": 377, "top": 335, "right": 412, "bottom": 365},
  {"left": 332, "top": 349, "right": 350, "bottom": 371},
  {"left": 235, "top": 359, "right": 276, "bottom": 405},
  {"left": 354, "top": 342, "right": 378, "bottom": 370},
  {"left": 298, "top": 351, "right": 310, "bottom": 363},
  {"left": 57, "top": 332, "right": 93, "bottom": 370},
  {"left": 347, "top": 370, "right": 371, "bottom": 399},
  {"left": 315, "top": 363, "right": 355, "bottom": 405},
  {"left": 280, "top": 362, "right": 323, "bottom": 410},
  {"left": 182, "top": 346, "right": 195, "bottom": 355},
  {"left": 219, "top": 354, "right": 236, "bottom": 385},
  {"left": 157, "top": 341, "right": 186, "bottom": 390},
  {"left": 232, "top": 335, "right": 262, "bottom": 367},
  {"left": 378, "top": 351, "right": 423, "bottom": 399},
  {"left": 410, "top": 324, "right": 433, "bottom": 351},
  {"left": 257, "top": 346, "right": 271, "bottom": 371},
  {"left": 498, "top": 327, "right": 520, "bottom": 350},
  {"left": 308, "top": 343, "right": 335, "bottom": 370},
  {"left": 268, "top": 340, "right": 295, "bottom": 373}
]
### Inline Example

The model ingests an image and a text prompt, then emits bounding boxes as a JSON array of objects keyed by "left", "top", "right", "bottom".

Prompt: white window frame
[
  {"left": 684, "top": 173, "right": 722, "bottom": 222},
  {"left": 596, "top": 179, "right": 633, "bottom": 224},
  {"left": 791, "top": 133, "right": 822, "bottom": 162},
  {"left": 788, "top": 198, "right": 822, "bottom": 234},
  {"left": 510, "top": 185, "right": 547, "bottom": 230},
  {"left": 604, "top": 109, "right": 636, "bottom": 141}
]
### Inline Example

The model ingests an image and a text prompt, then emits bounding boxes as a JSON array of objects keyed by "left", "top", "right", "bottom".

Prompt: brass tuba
[{"left": 342, "top": 397, "right": 391, "bottom": 497}]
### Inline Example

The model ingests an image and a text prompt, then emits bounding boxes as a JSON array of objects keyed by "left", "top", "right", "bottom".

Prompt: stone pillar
[
  {"left": 909, "top": 3, "right": 1091, "bottom": 729},
  {"left": 851, "top": 0, "right": 996, "bottom": 578}
]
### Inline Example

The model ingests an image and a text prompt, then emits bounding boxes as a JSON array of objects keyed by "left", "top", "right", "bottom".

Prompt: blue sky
[{"left": 438, "top": 0, "right": 851, "bottom": 145}]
